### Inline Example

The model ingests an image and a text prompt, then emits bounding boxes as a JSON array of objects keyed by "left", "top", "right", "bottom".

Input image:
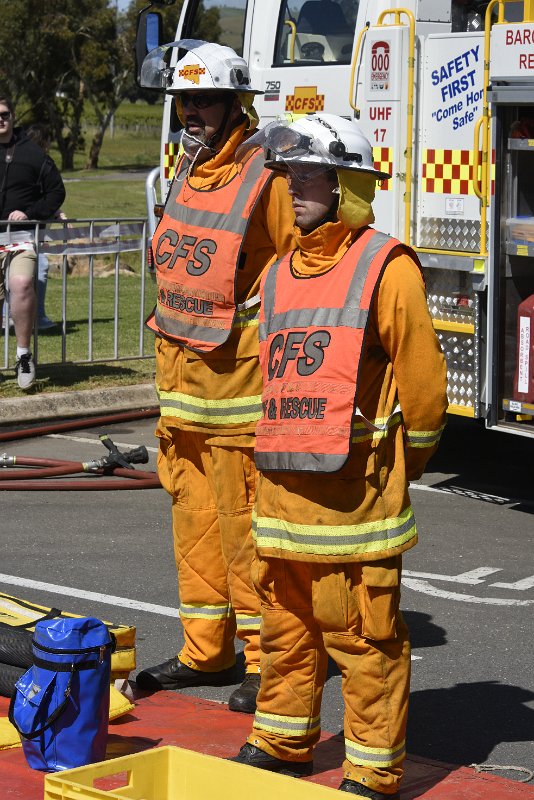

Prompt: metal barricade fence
[{"left": 1, "top": 218, "right": 155, "bottom": 372}]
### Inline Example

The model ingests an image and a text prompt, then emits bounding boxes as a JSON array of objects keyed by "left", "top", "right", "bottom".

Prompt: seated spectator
[{"left": 0, "top": 95, "right": 65, "bottom": 389}]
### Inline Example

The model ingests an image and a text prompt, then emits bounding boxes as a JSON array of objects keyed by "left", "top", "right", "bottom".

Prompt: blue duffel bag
[{"left": 8, "top": 616, "right": 114, "bottom": 771}]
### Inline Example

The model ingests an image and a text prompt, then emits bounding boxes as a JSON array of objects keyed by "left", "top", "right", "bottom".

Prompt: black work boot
[
  {"left": 338, "top": 779, "right": 400, "bottom": 799},
  {"left": 228, "top": 673, "right": 261, "bottom": 714},
  {"left": 135, "top": 656, "right": 236, "bottom": 691},
  {"left": 229, "top": 742, "right": 313, "bottom": 777}
]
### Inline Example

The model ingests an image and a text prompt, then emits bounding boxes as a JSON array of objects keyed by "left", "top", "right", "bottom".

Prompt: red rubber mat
[{"left": 1, "top": 690, "right": 533, "bottom": 798}]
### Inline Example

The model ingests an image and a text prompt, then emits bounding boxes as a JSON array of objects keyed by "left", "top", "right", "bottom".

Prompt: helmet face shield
[
  {"left": 284, "top": 162, "right": 336, "bottom": 184},
  {"left": 256, "top": 114, "right": 391, "bottom": 181},
  {"left": 140, "top": 42, "right": 176, "bottom": 90},
  {"left": 266, "top": 127, "right": 314, "bottom": 159}
]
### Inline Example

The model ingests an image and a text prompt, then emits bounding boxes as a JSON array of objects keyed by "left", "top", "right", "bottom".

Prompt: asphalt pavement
[{"left": 0, "top": 403, "right": 533, "bottom": 788}]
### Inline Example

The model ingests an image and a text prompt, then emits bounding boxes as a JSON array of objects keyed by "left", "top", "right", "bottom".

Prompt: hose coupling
[
  {"left": 83, "top": 459, "right": 104, "bottom": 472},
  {"left": 0, "top": 453, "right": 15, "bottom": 468}
]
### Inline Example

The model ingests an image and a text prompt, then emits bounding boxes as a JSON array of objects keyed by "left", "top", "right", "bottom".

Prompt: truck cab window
[
  {"left": 451, "top": 1, "right": 523, "bottom": 32},
  {"left": 183, "top": 0, "right": 247, "bottom": 56},
  {"left": 274, "top": 0, "right": 359, "bottom": 66}
]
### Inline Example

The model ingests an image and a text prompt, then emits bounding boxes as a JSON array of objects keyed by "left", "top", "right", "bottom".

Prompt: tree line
[{"left": 0, "top": 0, "right": 220, "bottom": 171}]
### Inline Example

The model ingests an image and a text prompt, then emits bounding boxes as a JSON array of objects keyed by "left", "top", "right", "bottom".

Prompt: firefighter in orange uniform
[
  {"left": 135, "top": 41, "right": 296, "bottom": 714},
  {"left": 231, "top": 114, "right": 448, "bottom": 795}
]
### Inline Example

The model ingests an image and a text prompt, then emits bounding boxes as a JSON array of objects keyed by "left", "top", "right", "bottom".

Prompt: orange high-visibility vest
[
  {"left": 146, "top": 149, "right": 272, "bottom": 352},
  {"left": 255, "top": 228, "right": 419, "bottom": 472}
]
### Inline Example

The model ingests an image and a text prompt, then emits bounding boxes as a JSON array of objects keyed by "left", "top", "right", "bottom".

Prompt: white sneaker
[{"left": 15, "top": 352, "right": 36, "bottom": 390}]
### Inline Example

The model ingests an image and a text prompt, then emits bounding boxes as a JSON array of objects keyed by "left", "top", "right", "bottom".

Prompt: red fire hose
[{"left": 0, "top": 408, "right": 162, "bottom": 490}]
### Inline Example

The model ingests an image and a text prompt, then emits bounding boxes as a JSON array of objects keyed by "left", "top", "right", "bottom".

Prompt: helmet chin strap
[
  {"left": 206, "top": 95, "right": 236, "bottom": 150},
  {"left": 182, "top": 130, "right": 217, "bottom": 163},
  {"left": 183, "top": 95, "right": 241, "bottom": 168}
]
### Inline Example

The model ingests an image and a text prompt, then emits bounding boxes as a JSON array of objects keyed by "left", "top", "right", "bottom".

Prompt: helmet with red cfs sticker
[{"left": 140, "top": 39, "right": 262, "bottom": 95}]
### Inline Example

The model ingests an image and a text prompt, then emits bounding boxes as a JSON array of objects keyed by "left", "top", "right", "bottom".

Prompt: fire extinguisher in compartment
[{"left": 513, "top": 294, "right": 534, "bottom": 403}]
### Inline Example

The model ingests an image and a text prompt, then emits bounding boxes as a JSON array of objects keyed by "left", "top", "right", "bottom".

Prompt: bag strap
[
  {"left": 33, "top": 655, "right": 98, "bottom": 672},
  {"left": 8, "top": 661, "right": 88, "bottom": 740},
  {"left": 0, "top": 608, "right": 62, "bottom": 630}
]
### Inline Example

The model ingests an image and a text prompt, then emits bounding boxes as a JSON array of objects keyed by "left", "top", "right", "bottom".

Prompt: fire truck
[{"left": 137, "top": 0, "right": 534, "bottom": 439}]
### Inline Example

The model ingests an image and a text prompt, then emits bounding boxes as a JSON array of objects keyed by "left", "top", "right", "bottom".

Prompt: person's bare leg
[{"left": 9, "top": 274, "right": 36, "bottom": 348}]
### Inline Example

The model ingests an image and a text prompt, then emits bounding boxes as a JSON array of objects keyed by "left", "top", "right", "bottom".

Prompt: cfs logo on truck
[
  {"left": 370, "top": 40, "right": 390, "bottom": 92},
  {"left": 285, "top": 86, "right": 325, "bottom": 113}
]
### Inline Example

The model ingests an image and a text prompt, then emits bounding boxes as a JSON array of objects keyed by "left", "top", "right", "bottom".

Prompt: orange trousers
[
  {"left": 247, "top": 556, "right": 410, "bottom": 796},
  {"left": 157, "top": 429, "right": 261, "bottom": 673}
]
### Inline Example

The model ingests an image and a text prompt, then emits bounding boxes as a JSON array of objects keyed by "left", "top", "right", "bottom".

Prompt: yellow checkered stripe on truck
[
  {"left": 372, "top": 147, "right": 392, "bottom": 192},
  {"left": 422, "top": 148, "right": 495, "bottom": 195},
  {"left": 164, "top": 143, "right": 180, "bottom": 181}
]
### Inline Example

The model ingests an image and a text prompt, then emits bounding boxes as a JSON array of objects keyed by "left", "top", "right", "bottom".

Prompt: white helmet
[
  {"left": 140, "top": 39, "right": 261, "bottom": 95},
  {"left": 262, "top": 113, "right": 390, "bottom": 181}
]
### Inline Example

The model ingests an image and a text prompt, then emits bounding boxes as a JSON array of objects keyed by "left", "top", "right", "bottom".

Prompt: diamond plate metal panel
[
  {"left": 437, "top": 332, "right": 476, "bottom": 408},
  {"left": 422, "top": 270, "right": 481, "bottom": 414},
  {"left": 425, "top": 270, "right": 476, "bottom": 325},
  {"left": 418, "top": 217, "right": 481, "bottom": 251}
]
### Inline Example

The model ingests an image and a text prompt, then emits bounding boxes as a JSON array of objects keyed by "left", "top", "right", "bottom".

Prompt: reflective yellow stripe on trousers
[
  {"left": 179, "top": 602, "right": 233, "bottom": 621},
  {"left": 179, "top": 605, "right": 261, "bottom": 629},
  {"left": 252, "top": 505, "right": 417, "bottom": 557},
  {"left": 157, "top": 386, "right": 263, "bottom": 425},
  {"left": 236, "top": 613, "right": 262, "bottom": 631},
  {"left": 345, "top": 737, "right": 406, "bottom": 768},
  {"left": 405, "top": 424, "right": 445, "bottom": 448},
  {"left": 254, "top": 710, "right": 321, "bottom": 737}
]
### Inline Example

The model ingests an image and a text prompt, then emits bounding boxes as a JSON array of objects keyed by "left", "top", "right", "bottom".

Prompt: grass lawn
[
  {"left": 1, "top": 266, "right": 158, "bottom": 398},
  {"left": 61, "top": 179, "right": 149, "bottom": 220},
  {"left": 0, "top": 357, "right": 156, "bottom": 399},
  {"left": 51, "top": 102, "right": 164, "bottom": 219}
]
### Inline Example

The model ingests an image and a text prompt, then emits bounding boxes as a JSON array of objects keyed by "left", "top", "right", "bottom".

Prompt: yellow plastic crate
[{"left": 44, "top": 746, "right": 338, "bottom": 800}]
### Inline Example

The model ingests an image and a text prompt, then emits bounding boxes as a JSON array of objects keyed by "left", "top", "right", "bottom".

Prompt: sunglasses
[
  {"left": 176, "top": 92, "right": 229, "bottom": 110},
  {"left": 0, "top": 111, "right": 12, "bottom": 121}
]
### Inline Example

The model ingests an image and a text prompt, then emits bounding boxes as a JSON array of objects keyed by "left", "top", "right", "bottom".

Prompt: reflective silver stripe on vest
[
  {"left": 259, "top": 231, "right": 393, "bottom": 340},
  {"left": 154, "top": 311, "right": 230, "bottom": 346},
  {"left": 255, "top": 450, "right": 347, "bottom": 472},
  {"left": 166, "top": 152, "right": 268, "bottom": 235}
]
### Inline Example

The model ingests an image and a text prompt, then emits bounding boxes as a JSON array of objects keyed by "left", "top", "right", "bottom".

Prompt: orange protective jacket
[
  {"left": 252, "top": 221, "right": 449, "bottom": 563},
  {"left": 154, "top": 121, "right": 297, "bottom": 437}
]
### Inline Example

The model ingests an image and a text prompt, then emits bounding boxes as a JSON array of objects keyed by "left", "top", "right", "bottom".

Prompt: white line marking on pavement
[
  {"left": 491, "top": 575, "right": 534, "bottom": 591},
  {"left": 403, "top": 567, "right": 502, "bottom": 585},
  {"left": 410, "top": 483, "right": 443, "bottom": 494},
  {"left": 0, "top": 573, "right": 179, "bottom": 617},
  {"left": 46, "top": 433, "right": 159, "bottom": 454},
  {"left": 402, "top": 578, "right": 534, "bottom": 606},
  {"left": 411, "top": 482, "right": 534, "bottom": 508}
]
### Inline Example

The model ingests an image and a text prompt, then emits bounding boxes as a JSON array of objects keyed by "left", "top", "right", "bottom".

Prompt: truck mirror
[{"left": 136, "top": 10, "right": 164, "bottom": 86}]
